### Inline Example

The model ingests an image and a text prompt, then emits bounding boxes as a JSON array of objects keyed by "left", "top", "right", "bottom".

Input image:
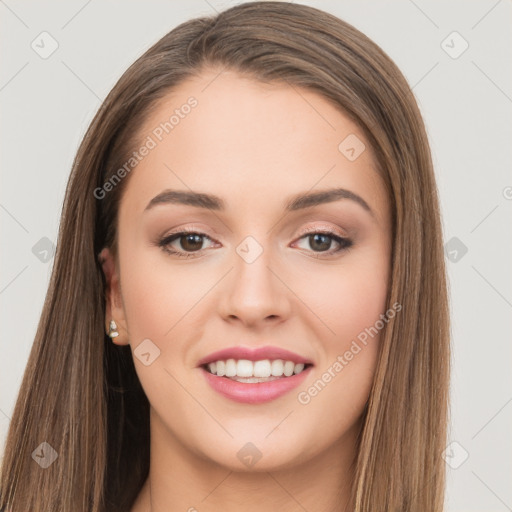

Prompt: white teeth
[
  {"left": 216, "top": 360, "right": 225, "bottom": 377},
  {"left": 204, "top": 358, "right": 309, "bottom": 378},
  {"left": 271, "top": 359, "right": 284, "bottom": 376},
  {"left": 225, "top": 359, "right": 237, "bottom": 377},
  {"left": 236, "top": 359, "right": 253, "bottom": 377},
  {"left": 283, "top": 360, "right": 295, "bottom": 377},
  {"left": 253, "top": 360, "right": 271, "bottom": 378},
  {"left": 294, "top": 363, "right": 305, "bottom": 374}
]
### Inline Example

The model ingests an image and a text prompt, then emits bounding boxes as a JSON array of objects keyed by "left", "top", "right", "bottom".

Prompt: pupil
[
  {"left": 182, "top": 234, "right": 202, "bottom": 251},
  {"left": 310, "top": 233, "right": 330, "bottom": 251}
]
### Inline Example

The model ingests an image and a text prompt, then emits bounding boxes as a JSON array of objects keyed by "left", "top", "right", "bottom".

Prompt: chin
[{"left": 189, "top": 425, "right": 319, "bottom": 473}]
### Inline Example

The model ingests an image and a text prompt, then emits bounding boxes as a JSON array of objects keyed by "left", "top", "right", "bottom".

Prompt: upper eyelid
[
  {"left": 164, "top": 226, "right": 349, "bottom": 242},
  {"left": 162, "top": 227, "right": 350, "bottom": 251},
  {"left": 296, "top": 225, "right": 349, "bottom": 238},
  {"left": 165, "top": 220, "right": 349, "bottom": 237}
]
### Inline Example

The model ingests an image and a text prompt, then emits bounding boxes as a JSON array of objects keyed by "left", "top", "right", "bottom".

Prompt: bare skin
[{"left": 100, "top": 69, "right": 392, "bottom": 512}]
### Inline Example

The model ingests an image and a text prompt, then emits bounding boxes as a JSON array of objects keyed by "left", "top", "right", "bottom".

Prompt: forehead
[{"left": 119, "top": 69, "right": 389, "bottom": 225}]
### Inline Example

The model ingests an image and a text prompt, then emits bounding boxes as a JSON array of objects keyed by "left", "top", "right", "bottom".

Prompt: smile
[
  {"left": 204, "top": 358, "right": 309, "bottom": 381},
  {"left": 197, "top": 345, "right": 314, "bottom": 404}
]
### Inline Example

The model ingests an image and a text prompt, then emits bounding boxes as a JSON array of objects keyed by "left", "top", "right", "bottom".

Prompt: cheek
[
  {"left": 331, "top": 264, "right": 389, "bottom": 342},
  {"left": 117, "top": 245, "right": 207, "bottom": 401},
  {"left": 303, "top": 245, "right": 390, "bottom": 348},
  {"left": 119, "top": 241, "right": 206, "bottom": 341},
  {"left": 297, "top": 244, "right": 389, "bottom": 404}
]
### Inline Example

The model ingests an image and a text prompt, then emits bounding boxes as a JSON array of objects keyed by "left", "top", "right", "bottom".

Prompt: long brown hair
[{"left": 0, "top": 2, "right": 450, "bottom": 510}]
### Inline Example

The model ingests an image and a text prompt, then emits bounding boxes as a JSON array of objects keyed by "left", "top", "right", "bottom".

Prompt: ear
[{"left": 98, "top": 247, "right": 129, "bottom": 345}]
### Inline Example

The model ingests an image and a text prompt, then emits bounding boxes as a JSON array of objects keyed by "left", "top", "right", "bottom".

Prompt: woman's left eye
[
  {"left": 158, "top": 229, "right": 352, "bottom": 258},
  {"left": 293, "top": 231, "right": 353, "bottom": 256}
]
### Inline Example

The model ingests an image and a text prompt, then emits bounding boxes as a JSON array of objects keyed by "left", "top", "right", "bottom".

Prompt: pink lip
[
  {"left": 196, "top": 345, "right": 313, "bottom": 367},
  {"left": 200, "top": 365, "right": 312, "bottom": 404}
]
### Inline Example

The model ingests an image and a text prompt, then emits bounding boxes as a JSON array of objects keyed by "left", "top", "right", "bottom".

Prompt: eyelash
[{"left": 157, "top": 226, "right": 353, "bottom": 259}]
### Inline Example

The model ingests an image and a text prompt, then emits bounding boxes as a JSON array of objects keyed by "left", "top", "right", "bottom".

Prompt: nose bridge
[{"left": 220, "top": 233, "right": 290, "bottom": 324}]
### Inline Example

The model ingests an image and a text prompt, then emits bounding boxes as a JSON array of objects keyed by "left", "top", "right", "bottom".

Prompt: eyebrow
[{"left": 144, "top": 187, "right": 374, "bottom": 217}]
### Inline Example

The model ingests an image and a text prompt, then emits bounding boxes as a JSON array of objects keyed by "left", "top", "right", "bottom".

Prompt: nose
[{"left": 218, "top": 243, "right": 292, "bottom": 328}]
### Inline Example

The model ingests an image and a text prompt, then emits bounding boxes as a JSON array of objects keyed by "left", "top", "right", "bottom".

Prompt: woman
[{"left": 0, "top": 2, "right": 450, "bottom": 511}]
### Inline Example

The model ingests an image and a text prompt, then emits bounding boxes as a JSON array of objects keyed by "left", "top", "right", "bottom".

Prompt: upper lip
[{"left": 197, "top": 345, "right": 314, "bottom": 367}]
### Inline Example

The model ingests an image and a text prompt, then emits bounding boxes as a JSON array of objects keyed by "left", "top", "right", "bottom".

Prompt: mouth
[
  {"left": 201, "top": 359, "right": 313, "bottom": 383},
  {"left": 197, "top": 346, "right": 314, "bottom": 404}
]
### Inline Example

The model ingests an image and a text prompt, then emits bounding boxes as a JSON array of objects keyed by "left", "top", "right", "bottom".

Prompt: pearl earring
[{"left": 107, "top": 320, "right": 119, "bottom": 338}]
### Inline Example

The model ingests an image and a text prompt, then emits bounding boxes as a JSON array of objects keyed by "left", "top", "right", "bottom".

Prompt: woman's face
[{"left": 101, "top": 69, "right": 392, "bottom": 472}]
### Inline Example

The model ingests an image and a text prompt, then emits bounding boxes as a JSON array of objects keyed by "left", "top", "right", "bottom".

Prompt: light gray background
[{"left": 1, "top": 1, "right": 511, "bottom": 510}]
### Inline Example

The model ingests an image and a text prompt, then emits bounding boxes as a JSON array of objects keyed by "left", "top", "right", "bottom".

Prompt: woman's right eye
[{"left": 158, "top": 231, "right": 215, "bottom": 258}]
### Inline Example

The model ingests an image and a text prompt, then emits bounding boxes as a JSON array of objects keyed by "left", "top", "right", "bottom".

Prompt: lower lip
[{"left": 200, "top": 366, "right": 312, "bottom": 404}]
